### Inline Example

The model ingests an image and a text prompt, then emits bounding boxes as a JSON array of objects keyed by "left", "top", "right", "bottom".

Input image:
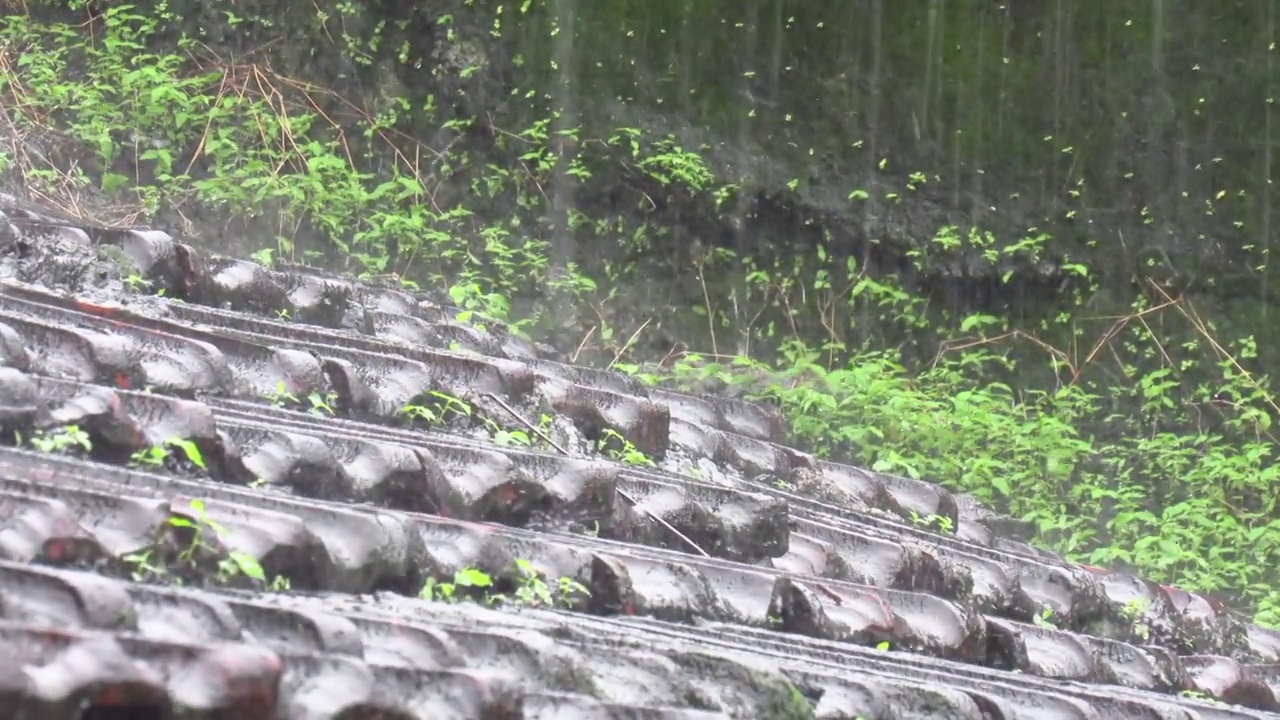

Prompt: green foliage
[
  {"left": 0, "top": 2, "right": 714, "bottom": 340},
  {"left": 419, "top": 559, "right": 591, "bottom": 609},
  {"left": 130, "top": 437, "right": 208, "bottom": 471},
  {"left": 124, "top": 499, "right": 290, "bottom": 590},
  {"left": 400, "top": 391, "right": 474, "bottom": 430},
  {"left": 1032, "top": 607, "right": 1057, "bottom": 629},
  {"left": 483, "top": 412, "right": 554, "bottom": 448},
  {"left": 637, "top": 270, "right": 1280, "bottom": 627},
  {"left": 595, "top": 428, "right": 654, "bottom": 467},
  {"left": 28, "top": 425, "right": 92, "bottom": 454}
]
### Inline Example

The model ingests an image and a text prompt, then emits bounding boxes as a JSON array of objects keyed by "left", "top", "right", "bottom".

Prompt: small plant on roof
[
  {"left": 481, "top": 413, "right": 554, "bottom": 449},
  {"left": 1120, "top": 597, "right": 1152, "bottom": 641},
  {"left": 419, "top": 566, "right": 493, "bottom": 602},
  {"left": 265, "top": 381, "right": 300, "bottom": 408},
  {"left": 400, "top": 403, "right": 440, "bottom": 425},
  {"left": 307, "top": 390, "right": 337, "bottom": 416},
  {"left": 1032, "top": 606, "right": 1057, "bottom": 629},
  {"left": 29, "top": 425, "right": 92, "bottom": 455},
  {"left": 595, "top": 428, "right": 654, "bottom": 467},
  {"left": 123, "top": 499, "right": 290, "bottom": 591},
  {"left": 130, "top": 437, "right": 208, "bottom": 472},
  {"left": 429, "top": 390, "right": 473, "bottom": 422},
  {"left": 417, "top": 560, "right": 590, "bottom": 609},
  {"left": 503, "top": 558, "right": 591, "bottom": 609},
  {"left": 907, "top": 510, "right": 955, "bottom": 535},
  {"left": 401, "top": 391, "right": 473, "bottom": 430}
]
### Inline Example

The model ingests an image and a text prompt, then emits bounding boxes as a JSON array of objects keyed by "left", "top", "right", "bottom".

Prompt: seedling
[
  {"left": 130, "top": 445, "right": 168, "bottom": 467},
  {"left": 400, "top": 403, "right": 438, "bottom": 424},
  {"left": 400, "top": 391, "right": 474, "bottom": 429},
  {"left": 123, "top": 499, "right": 289, "bottom": 591},
  {"left": 489, "top": 424, "right": 533, "bottom": 447},
  {"left": 265, "top": 381, "right": 300, "bottom": 407},
  {"left": 130, "top": 437, "right": 208, "bottom": 471},
  {"left": 1179, "top": 689, "right": 1228, "bottom": 707},
  {"left": 419, "top": 566, "right": 494, "bottom": 603},
  {"left": 1032, "top": 606, "right": 1057, "bottom": 629},
  {"left": 429, "top": 390, "right": 473, "bottom": 422},
  {"left": 483, "top": 413, "right": 553, "bottom": 448},
  {"left": 30, "top": 425, "right": 92, "bottom": 455},
  {"left": 307, "top": 390, "right": 337, "bottom": 416},
  {"left": 507, "top": 558, "right": 591, "bottom": 608},
  {"left": 596, "top": 428, "right": 654, "bottom": 467},
  {"left": 1120, "top": 598, "right": 1152, "bottom": 641},
  {"left": 417, "top": 560, "right": 590, "bottom": 609},
  {"left": 908, "top": 510, "right": 955, "bottom": 535}
]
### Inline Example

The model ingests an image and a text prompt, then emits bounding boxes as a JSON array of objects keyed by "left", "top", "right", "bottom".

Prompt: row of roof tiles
[{"left": 0, "top": 201, "right": 1277, "bottom": 718}]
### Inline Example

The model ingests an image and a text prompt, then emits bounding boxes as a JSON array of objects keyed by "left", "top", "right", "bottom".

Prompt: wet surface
[{"left": 0, "top": 200, "right": 1277, "bottom": 718}]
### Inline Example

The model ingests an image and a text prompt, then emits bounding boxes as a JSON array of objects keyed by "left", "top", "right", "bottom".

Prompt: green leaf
[
  {"left": 455, "top": 567, "right": 492, "bottom": 587},
  {"left": 990, "top": 475, "right": 1011, "bottom": 497},
  {"left": 230, "top": 552, "right": 266, "bottom": 581}
]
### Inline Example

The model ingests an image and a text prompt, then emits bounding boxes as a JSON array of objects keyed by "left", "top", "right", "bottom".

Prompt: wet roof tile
[{"left": 0, "top": 206, "right": 1277, "bottom": 718}]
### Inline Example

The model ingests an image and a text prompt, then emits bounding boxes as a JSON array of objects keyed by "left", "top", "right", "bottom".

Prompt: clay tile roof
[{"left": 0, "top": 199, "right": 1277, "bottom": 719}]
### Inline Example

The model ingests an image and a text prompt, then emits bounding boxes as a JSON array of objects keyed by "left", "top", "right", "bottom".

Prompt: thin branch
[
  {"left": 607, "top": 317, "right": 652, "bottom": 370},
  {"left": 484, "top": 391, "right": 569, "bottom": 455}
]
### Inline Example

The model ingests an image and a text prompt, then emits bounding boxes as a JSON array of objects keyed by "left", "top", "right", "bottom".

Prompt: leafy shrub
[{"left": 632, "top": 279, "right": 1280, "bottom": 626}]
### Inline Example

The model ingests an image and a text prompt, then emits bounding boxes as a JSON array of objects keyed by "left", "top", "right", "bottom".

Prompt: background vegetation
[{"left": 4, "top": 0, "right": 1280, "bottom": 625}]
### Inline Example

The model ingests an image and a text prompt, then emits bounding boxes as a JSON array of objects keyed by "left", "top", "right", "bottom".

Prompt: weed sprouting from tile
[
  {"left": 776, "top": 679, "right": 816, "bottom": 720},
  {"left": 482, "top": 412, "right": 554, "bottom": 449},
  {"left": 400, "top": 391, "right": 475, "bottom": 432},
  {"left": 1120, "top": 598, "right": 1152, "bottom": 641},
  {"left": 595, "top": 428, "right": 654, "bottom": 467},
  {"left": 123, "top": 499, "right": 291, "bottom": 592},
  {"left": 1179, "top": 690, "right": 1228, "bottom": 706},
  {"left": 908, "top": 510, "right": 955, "bottom": 535},
  {"left": 400, "top": 403, "right": 440, "bottom": 425},
  {"left": 1032, "top": 607, "right": 1057, "bottom": 629},
  {"left": 265, "top": 381, "right": 300, "bottom": 408},
  {"left": 130, "top": 437, "right": 208, "bottom": 472},
  {"left": 130, "top": 446, "right": 168, "bottom": 468},
  {"left": 429, "top": 390, "right": 473, "bottom": 423},
  {"left": 262, "top": 383, "right": 337, "bottom": 417},
  {"left": 307, "top": 391, "right": 337, "bottom": 416},
  {"left": 29, "top": 425, "right": 93, "bottom": 455},
  {"left": 418, "top": 560, "right": 590, "bottom": 610},
  {"left": 123, "top": 274, "right": 151, "bottom": 292}
]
